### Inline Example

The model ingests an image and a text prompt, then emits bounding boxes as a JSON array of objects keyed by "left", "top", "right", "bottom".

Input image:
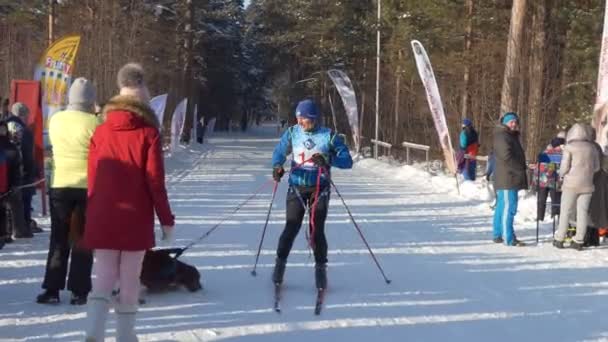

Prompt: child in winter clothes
[
  {"left": 535, "top": 131, "right": 565, "bottom": 221},
  {"left": 554, "top": 123, "right": 600, "bottom": 250},
  {"left": 458, "top": 118, "right": 480, "bottom": 181},
  {"left": 83, "top": 63, "right": 174, "bottom": 342}
]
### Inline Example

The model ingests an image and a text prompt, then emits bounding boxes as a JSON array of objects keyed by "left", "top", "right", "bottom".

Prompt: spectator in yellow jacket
[{"left": 37, "top": 77, "right": 100, "bottom": 305}]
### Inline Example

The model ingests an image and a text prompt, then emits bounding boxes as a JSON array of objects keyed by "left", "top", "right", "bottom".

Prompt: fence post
[{"left": 406, "top": 147, "right": 410, "bottom": 165}]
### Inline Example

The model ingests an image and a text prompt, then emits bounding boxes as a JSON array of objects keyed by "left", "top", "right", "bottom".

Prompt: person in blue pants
[{"left": 492, "top": 112, "right": 528, "bottom": 246}]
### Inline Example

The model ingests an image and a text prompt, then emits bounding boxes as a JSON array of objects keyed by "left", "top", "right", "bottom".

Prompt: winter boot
[
  {"left": 30, "top": 219, "right": 43, "bottom": 233},
  {"left": 272, "top": 258, "right": 287, "bottom": 285},
  {"left": 315, "top": 263, "right": 327, "bottom": 290},
  {"left": 509, "top": 238, "right": 526, "bottom": 247},
  {"left": 570, "top": 240, "right": 583, "bottom": 251},
  {"left": 553, "top": 240, "right": 564, "bottom": 249},
  {"left": 70, "top": 292, "right": 88, "bottom": 305},
  {"left": 115, "top": 304, "right": 139, "bottom": 342},
  {"left": 36, "top": 289, "right": 60, "bottom": 304},
  {"left": 492, "top": 236, "right": 503, "bottom": 244},
  {"left": 84, "top": 294, "right": 111, "bottom": 342}
]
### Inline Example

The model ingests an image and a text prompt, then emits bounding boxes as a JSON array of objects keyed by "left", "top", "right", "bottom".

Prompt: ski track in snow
[{"left": 2, "top": 125, "right": 608, "bottom": 341}]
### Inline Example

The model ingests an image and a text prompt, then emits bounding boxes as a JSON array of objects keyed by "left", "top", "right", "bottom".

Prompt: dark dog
[{"left": 140, "top": 249, "right": 202, "bottom": 292}]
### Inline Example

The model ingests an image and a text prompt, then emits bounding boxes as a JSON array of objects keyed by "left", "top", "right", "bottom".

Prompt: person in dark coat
[
  {"left": 492, "top": 112, "right": 527, "bottom": 246},
  {"left": 196, "top": 117, "right": 205, "bottom": 144},
  {"left": 5, "top": 102, "right": 34, "bottom": 238},
  {"left": 0, "top": 122, "right": 22, "bottom": 248}
]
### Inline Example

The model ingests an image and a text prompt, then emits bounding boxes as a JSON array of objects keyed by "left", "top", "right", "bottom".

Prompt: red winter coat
[{"left": 83, "top": 95, "right": 174, "bottom": 251}]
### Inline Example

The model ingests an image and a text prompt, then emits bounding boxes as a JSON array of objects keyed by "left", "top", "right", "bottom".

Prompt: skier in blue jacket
[{"left": 271, "top": 99, "right": 353, "bottom": 290}]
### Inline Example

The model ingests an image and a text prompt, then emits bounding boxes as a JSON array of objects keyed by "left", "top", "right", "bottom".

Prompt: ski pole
[
  {"left": 329, "top": 178, "right": 391, "bottom": 284},
  {"left": 175, "top": 179, "right": 273, "bottom": 258},
  {"left": 251, "top": 181, "right": 279, "bottom": 276}
]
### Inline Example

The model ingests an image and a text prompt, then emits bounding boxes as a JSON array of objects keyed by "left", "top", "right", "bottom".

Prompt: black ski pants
[
  {"left": 537, "top": 187, "right": 561, "bottom": 221},
  {"left": 276, "top": 185, "right": 330, "bottom": 265},
  {"left": 42, "top": 188, "right": 92, "bottom": 295}
]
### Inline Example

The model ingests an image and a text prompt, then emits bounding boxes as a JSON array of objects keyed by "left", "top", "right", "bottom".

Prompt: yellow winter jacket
[{"left": 48, "top": 110, "right": 100, "bottom": 189}]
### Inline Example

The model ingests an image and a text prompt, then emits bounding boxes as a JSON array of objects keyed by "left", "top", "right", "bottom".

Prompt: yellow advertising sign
[{"left": 34, "top": 35, "right": 81, "bottom": 130}]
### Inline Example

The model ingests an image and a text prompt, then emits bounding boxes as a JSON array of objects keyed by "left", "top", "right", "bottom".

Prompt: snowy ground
[{"left": 2, "top": 124, "right": 608, "bottom": 341}]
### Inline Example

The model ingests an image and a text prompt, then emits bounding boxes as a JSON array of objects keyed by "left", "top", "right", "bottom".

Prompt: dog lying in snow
[{"left": 140, "top": 249, "right": 202, "bottom": 292}]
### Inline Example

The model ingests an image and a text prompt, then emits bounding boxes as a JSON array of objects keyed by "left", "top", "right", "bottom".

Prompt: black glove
[
  {"left": 272, "top": 166, "right": 284, "bottom": 182},
  {"left": 311, "top": 153, "right": 328, "bottom": 168}
]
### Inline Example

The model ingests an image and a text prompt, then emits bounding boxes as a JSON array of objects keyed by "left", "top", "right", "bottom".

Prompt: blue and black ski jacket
[{"left": 272, "top": 124, "right": 353, "bottom": 187}]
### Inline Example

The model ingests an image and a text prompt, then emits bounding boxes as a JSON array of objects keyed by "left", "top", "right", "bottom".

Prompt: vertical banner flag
[
  {"left": 595, "top": 0, "right": 608, "bottom": 148},
  {"left": 150, "top": 94, "right": 168, "bottom": 131},
  {"left": 171, "top": 98, "right": 187, "bottom": 151},
  {"left": 327, "top": 69, "right": 360, "bottom": 153},
  {"left": 33, "top": 35, "right": 81, "bottom": 141},
  {"left": 411, "top": 40, "right": 457, "bottom": 174}
]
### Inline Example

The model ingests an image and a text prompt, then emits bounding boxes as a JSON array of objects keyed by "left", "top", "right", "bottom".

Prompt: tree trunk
[
  {"left": 393, "top": 50, "right": 402, "bottom": 144},
  {"left": 461, "top": 0, "right": 474, "bottom": 120},
  {"left": 181, "top": 0, "right": 195, "bottom": 143},
  {"left": 526, "top": 0, "right": 550, "bottom": 159},
  {"left": 500, "top": 0, "right": 528, "bottom": 115}
]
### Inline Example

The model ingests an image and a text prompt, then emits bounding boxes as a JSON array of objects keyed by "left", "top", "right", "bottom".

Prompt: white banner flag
[
  {"left": 149, "top": 94, "right": 168, "bottom": 131},
  {"left": 171, "top": 98, "right": 187, "bottom": 151},
  {"left": 327, "top": 69, "right": 360, "bottom": 152},
  {"left": 411, "top": 40, "right": 457, "bottom": 174}
]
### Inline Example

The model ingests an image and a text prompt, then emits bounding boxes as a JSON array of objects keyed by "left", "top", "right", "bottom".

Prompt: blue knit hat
[
  {"left": 295, "top": 99, "right": 319, "bottom": 120},
  {"left": 501, "top": 112, "right": 519, "bottom": 125},
  {"left": 462, "top": 118, "right": 472, "bottom": 127}
]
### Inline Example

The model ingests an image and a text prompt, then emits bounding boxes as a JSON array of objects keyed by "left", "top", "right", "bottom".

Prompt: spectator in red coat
[{"left": 83, "top": 63, "right": 174, "bottom": 342}]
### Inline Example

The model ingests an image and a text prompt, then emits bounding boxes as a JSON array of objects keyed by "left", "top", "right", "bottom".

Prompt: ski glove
[
  {"left": 311, "top": 153, "right": 329, "bottom": 168},
  {"left": 273, "top": 166, "right": 284, "bottom": 182}
]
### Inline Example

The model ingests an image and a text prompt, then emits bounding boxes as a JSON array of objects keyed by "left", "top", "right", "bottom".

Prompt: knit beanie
[
  {"left": 117, "top": 63, "right": 150, "bottom": 102},
  {"left": 67, "top": 77, "right": 96, "bottom": 112},
  {"left": 295, "top": 99, "right": 319, "bottom": 120},
  {"left": 501, "top": 112, "right": 519, "bottom": 125}
]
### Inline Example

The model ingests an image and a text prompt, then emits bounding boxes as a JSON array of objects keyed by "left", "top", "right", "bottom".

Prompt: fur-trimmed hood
[{"left": 102, "top": 95, "right": 159, "bottom": 129}]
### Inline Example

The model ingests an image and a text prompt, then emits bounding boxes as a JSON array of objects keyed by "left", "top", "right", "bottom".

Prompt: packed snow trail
[{"left": 3, "top": 125, "right": 608, "bottom": 341}]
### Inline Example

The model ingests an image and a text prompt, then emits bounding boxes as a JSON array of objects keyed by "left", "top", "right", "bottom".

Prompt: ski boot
[
  {"left": 315, "top": 263, "right": 327, "bottom": 290},
  {"left": 272, "top": 258, "right": 287, "bottom": 285}
]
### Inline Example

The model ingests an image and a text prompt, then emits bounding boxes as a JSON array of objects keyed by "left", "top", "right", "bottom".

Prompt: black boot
[
  {"left": 315, "top": 264, "right": 327, "bottom": 290},
  {"left": 36, "top": 289, "right": 60, "bottom": 304},
  {"left": 70, "top": 292, "right": 88, "bottom": 305},
  {"left": 272, "top": 258, "right": 286, "bottom": 285}
]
